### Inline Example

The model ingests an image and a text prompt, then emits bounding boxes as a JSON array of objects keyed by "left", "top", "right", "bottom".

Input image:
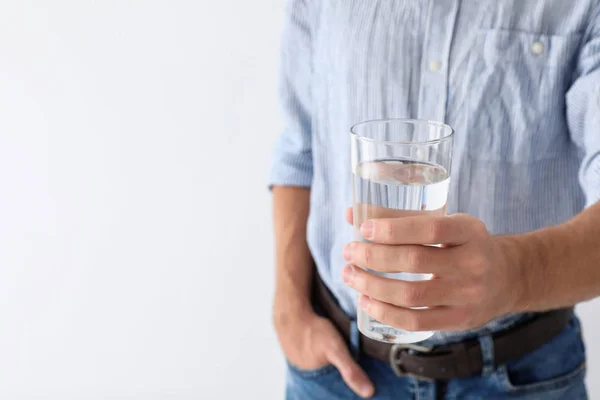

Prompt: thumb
[{"left": 326, "top": 338, "right": 374, "bottom": 398}]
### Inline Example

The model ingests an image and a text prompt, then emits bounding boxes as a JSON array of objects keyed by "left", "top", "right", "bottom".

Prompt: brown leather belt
[{"left": 314, "top": 274, "right": 573, "bottom": 381}]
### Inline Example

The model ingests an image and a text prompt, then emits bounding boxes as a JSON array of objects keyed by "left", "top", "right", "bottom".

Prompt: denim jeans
[{"left": 285, "top": 316, "right": 587, "bottom": 399}]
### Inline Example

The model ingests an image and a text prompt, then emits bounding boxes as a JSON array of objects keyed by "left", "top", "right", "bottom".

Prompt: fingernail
[
  {"left": 359, "top": 295, "right": 370, "bottom": 310},
  {"left": 342, "top": 265, "right": 355, "bottom": 284},
  {"left": 360, "top": 383, "right": 374, "bottom": 398},
  {"left": 361, "top": 221, "right": 374, "bottom": 239},
  {"left": 343, "top": 243, "right": 355, "bottom": 261}
]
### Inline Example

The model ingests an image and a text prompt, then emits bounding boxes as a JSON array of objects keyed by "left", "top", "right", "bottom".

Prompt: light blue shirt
[{"left": 270, "top": 0, "right": 600, "bottom": 344}]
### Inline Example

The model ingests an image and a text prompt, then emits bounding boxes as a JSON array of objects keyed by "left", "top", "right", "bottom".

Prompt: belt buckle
[{"left": 389, "top": 343, "right": 433, "bottom": 377}]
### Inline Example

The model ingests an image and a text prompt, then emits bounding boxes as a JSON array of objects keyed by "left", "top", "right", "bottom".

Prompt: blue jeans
[{"left": 286, "top": 316, "right": 587, "bottom": 399}]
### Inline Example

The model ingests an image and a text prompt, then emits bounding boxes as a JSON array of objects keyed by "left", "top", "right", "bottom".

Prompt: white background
[{"left": 0, "top": 1, "right": 598, "bottom": 399}]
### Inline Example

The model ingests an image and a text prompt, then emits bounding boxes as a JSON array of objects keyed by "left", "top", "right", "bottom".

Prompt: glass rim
[{"left": 350, "top": 118, "right": 454, "bottom": 146}]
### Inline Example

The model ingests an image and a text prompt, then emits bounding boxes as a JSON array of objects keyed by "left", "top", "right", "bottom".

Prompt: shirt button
[
  {"left": 429, "top": 60, "right": 442, "bottom": 72},
  {"left": 531, "top": 41, "right": 544, "bottom": 55}
]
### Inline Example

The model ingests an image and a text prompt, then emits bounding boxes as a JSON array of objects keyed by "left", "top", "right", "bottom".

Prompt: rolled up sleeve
[
  {"left": 269, "top": 0, "right": 313, "bottom": 188},
  {"left": 567, "top": 5, "right": 600, "bottom": 206}
]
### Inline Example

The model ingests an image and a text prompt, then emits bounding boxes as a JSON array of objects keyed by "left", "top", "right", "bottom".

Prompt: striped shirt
[{"left": 270, "top": 0, "right": 600, "bottom": 344}]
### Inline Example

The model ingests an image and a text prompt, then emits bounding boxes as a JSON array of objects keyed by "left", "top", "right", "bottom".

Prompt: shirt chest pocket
[{"left": 465, "top": 29, "right": 581, "bottom": 163}]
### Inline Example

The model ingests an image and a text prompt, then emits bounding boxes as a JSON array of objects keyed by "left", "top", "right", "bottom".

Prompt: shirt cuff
[
  {"left": 581, "top": 151, "right": 600, "bottom": 207},
  {"left": 268, "top": 152, "right": 313, "bottom": 189}
]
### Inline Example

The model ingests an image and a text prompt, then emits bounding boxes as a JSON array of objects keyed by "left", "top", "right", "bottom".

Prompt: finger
[
  {"left": 325, "top": 337, "right": 375, "bottom": 398},
  {"left": 358, "top": 295, "right": 473, "bottom": 332},
  {"left": 360, "top": 213, "right": 478, "bottom": 245},
  {"left": 343, "top": 241, "right": 453, "bottom": 274},
  {"left": 352, "top": 205, "right": 427, "bottom": 240},
  {"left": 345, "top": 207, "right": 354, "bottom": 226},
  {"left": 343, "top": 265, "right": 459, "bottom": 307}
]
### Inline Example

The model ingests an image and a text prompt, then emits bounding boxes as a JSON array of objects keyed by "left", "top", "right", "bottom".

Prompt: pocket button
[
  {"left": 531, "top": 41, "right": 545, "bottom": 55},
  {"left": 429, "top": 60, "right": 442, "bottom": 72}
]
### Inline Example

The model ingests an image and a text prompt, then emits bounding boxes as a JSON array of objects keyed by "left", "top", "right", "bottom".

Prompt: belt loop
[
  {"left": 349, "top": 319, "right": 360, "bottom": 360},
  {"left": 477, "top": 334, "right": 494, "bottom": 376}
]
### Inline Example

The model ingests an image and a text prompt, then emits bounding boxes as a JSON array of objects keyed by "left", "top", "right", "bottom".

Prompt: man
[{"left": 270, "top": 1, "right": 600, "bottom": 399}]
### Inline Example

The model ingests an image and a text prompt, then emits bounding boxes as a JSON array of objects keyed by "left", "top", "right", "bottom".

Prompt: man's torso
[{"left": 306, "top": 0, "right": 592, "bottom": 344}]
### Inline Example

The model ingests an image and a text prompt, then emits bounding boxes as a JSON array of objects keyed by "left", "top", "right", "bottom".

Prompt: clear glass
[{"left": 350, "top": 118, "right": 454, "bottom": 344}]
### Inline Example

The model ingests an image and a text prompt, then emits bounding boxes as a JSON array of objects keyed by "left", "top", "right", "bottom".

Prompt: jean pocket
[
  {"left": 285, "top": 361, "right": 355, "bottom": 400},
  {"left": 286, "top": 361, "right": 338, "bottom": 380},
  {"left": 497, "top": 361, "right": 586, "bottom": 396},
  {"left": 495, "top": 316, "right": 587, "bottom": 396}
]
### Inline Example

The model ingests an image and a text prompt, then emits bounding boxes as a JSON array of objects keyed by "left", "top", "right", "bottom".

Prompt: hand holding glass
[{"left": 350, "top": 119, "right": 454, "bottom": 344}]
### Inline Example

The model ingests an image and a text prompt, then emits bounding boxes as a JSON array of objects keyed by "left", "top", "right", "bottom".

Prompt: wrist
[
  {"left": 273, "top": 291, "right": 315, "bottom": 331},
  {"left": 497, "top": 232, "right": 549, "bottom": 313},
  {"left": 494, "top": 235, "right": 538, "bottom": 314}
]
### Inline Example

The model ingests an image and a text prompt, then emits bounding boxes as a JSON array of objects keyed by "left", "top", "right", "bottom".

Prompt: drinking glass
[{"left": 350, "top": 118, "right": 454, "bottom": 344}]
